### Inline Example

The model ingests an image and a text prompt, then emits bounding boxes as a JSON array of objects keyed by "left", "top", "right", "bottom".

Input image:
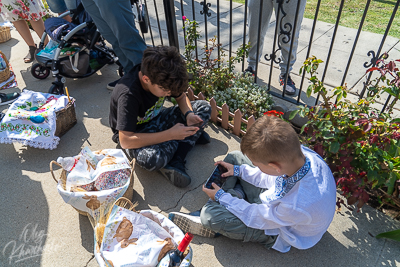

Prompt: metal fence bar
[
  {"left": 316, "top": 0, "right": 345, "bottom": 104},
  {"left": 201, "top": 0, "right": 210, "bottom": 50},
  {"left": 339, "top": 0, "right": 371, "bottom": 89},
  {"left": 297, "top": 0, "right": 322, "bottom": 103},
  {"left": 191, "top": 0, "right": 198, "bottom": 60},
  {"left": 241, "top": 0, "right": 248, "bottom": 72},
  {"left": 265, "top": 0, "right": 281, "bottom": 89},
  {"left": 229, "top": 0, "right": 233, "bottom": 69},
  {"left": 152, "top": 0, "right": 163, "bottom": 46},
  {"left": 282, "top": 0, "right": 302, "bottom": 98},
  {"left": 143, "top": 0, "right": 155, "bottom": 47},
  {"left": 180, "top": 0, "right": 187, "bottom": 46},
  {"left": 217, "top": 0, "right": 221, "bottom": 67},
  {"left": 360, "top": 0, "right": 400, "bottom": 99},
  {"left": 163, "top": 0, "right": 179, "bottom": 49},
  {"left": 253, "top": 0, "right": 264, "bottom": 82}
]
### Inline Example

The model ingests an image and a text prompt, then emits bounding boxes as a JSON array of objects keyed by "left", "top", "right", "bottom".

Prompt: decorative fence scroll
[{"left": 187, "top": 87, "right": 255, "bottom": 137}]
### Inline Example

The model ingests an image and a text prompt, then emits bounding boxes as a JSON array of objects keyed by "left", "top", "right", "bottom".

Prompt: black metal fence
[{"left": 140, "top": 0, "right": 400, "bottom": 111}]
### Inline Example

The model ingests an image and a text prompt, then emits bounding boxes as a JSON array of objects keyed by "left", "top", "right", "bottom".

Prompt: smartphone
[
  {"left": 205, "top": 164, "right": 229, "bottom": 189},
  {"left": 189, "top": 121, "right": 207, "bottom": 129}
]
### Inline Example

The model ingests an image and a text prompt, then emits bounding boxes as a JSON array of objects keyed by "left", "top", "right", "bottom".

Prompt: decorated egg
[{"left": 30, "top": 115, "right": 45, "bottom": 123}]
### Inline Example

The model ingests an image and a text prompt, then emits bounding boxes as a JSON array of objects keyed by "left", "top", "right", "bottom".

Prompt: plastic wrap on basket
[
  {"left": 92, "top": 199, "right": 193, "bottom": 267},
  {"left": 51, "top": 148, "right": 134, "bottom": 216}
]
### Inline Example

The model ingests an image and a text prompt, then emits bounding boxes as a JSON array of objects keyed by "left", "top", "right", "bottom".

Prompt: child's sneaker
[
  {"left": 0, "top": 92, "right": 20, "bottom": 106},
  {"left": 159, "top": 158, "right": 191, "bottom": 188},
  {"left": 168, "top": 212, "right": 218, "bottom": 238}
]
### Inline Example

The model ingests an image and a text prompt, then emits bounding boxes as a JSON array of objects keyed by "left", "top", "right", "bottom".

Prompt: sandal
[{"left": 24, "top": 45, "right": 37, "bottom": 63}]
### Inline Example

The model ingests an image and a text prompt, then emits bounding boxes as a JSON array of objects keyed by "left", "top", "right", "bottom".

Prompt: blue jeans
[
  {"left": 81, "top": 0, "right": 147, "bottom": 73},
  {"left": 46, "top": 0, "right": 77, "bottom": 13},
  {"left": 247, "top": 0, "right": 307, "bottom": 75}
]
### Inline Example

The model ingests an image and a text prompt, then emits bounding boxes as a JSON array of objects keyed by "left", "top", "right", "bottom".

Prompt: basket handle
[
  {"left": 129, "top": 158, "right": 136, "bottom": 179},
  {"left": 49, "top": 160, "right": 63, "bottom": 183},
  {"left": 0, "top": 50, "right": 10, "bottom": 68}
]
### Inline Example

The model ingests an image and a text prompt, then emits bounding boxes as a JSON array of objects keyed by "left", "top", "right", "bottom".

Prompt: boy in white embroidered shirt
[{"left": 169, "top": 115, "right": 337, "bottom": 252}]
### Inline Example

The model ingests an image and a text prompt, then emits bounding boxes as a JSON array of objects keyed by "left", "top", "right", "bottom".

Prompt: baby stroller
[{"left": 31, "top": 2, "right": 121, "bottom": 95}]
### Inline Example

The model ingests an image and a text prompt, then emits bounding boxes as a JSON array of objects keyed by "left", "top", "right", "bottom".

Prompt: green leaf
[
  {"left": 300, "top": 124, "right": 307, "bottom": 134},
  {"left": 329, "top": 142, "right": 340, "bottom": 153},
  {"left": 376, "top": 229, "right": 400, "bottom": 241},
  {"left": 386, "top": 172, "right": 398, "bottom": 195},
  {"left": 307, "top": 85, "right": 313, "bottom": 97},
  {"left": 289, "top": 110, "right": 300, "bottom": 120}
]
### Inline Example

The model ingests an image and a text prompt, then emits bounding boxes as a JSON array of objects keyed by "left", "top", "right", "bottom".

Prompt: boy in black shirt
[{"left": 109, "top": 46, "right": 211, "bottom": 188}]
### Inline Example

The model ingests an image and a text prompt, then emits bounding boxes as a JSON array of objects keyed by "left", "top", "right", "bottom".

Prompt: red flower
[
  {"left": 263, "top": 110, "right": 284, "bottom": 117},
  {"left": 182, "top": 16, "right": 187, "bottom": 21}
]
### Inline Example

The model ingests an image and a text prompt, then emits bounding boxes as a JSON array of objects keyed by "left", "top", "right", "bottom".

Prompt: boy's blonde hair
[{"left": 241, "top": 115, "right": 303, "bottom": 164}]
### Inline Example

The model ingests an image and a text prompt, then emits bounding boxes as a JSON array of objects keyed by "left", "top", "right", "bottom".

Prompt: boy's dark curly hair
[{"left": 141, "top": 46, "right": 188, "bottom": 96}]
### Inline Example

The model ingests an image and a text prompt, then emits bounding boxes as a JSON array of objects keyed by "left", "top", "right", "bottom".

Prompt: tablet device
[{"left": 205, "top": 164, "right": 229, "bottom": 189}]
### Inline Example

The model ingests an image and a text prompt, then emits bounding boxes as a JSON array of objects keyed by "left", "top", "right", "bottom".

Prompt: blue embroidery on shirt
[{"left": 265, "top": 157, "right": 311, "bottom": 202}]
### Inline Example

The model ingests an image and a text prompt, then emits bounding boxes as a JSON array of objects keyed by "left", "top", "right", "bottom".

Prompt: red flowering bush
[{"left": 291, "top": 56, "right": 400, "bottom": 212}]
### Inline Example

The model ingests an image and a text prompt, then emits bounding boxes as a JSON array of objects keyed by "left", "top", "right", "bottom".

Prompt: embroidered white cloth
[
  {"left": 218, "top": 146, "right": 337, "bottom": 253},
  {"left": 0, "top": 90, "right": 72, "bottom": 149},
  {"left": 94, "top": 208, "right": 193, "bottom": 267}
]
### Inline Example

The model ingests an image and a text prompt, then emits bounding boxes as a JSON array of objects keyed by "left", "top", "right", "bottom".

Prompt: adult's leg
[
  {"left": 200, "top": 189, "right": 276, "bottom": 248},
  {"left": 12, "top": 20, "right": 35, "bottom": 47},
  {"left": 247, "top": 0, "right": 274, "bottom": 69},
  {"left": 275, "top": 0, "right": 307, "bottom": 75},
  {"left": 46, "top": 0, "right": 68, "bottom": 13},
  {"left": 81, "top": 0, "right": 146, "bottom": 73},
  {"left": 29, "top": 19, "right": 48, "bottom": 44}
]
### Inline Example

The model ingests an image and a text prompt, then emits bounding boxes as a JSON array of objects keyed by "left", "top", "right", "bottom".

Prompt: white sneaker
[{"left": 168, "top": 212, "right": 217, "bottom": 238}]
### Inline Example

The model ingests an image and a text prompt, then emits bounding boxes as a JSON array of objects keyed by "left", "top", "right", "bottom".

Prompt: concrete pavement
[{"left": 1, "top": 4, "right": 400, "bottom": 267}]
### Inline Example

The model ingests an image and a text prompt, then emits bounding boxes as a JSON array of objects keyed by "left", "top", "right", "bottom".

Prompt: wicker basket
[
  {"left": 0, "top": 50, "right": 10, "bottom": 83},
  {"left": 50, "top": 158, "right": 135, "bottom": 217},
  {"left": 55, "top": 100, "right": 77, "bottom": 137},
  {"left": 0, "top": 26, "right": 11, "bottom": 43}
]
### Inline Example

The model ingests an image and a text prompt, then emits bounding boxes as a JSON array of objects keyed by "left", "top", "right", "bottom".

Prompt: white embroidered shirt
[{"left": 218, "top": 146, "right": 337, "bottom": 252}]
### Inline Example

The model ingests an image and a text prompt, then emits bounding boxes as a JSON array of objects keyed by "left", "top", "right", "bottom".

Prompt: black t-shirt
[{"left": 109, "top": 64, "right": 165, "bottom": 142}]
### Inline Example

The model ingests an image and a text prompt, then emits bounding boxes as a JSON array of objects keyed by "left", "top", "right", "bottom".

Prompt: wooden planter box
[{"left": 187, "top": 87, "right": 255, "bottom": 137}]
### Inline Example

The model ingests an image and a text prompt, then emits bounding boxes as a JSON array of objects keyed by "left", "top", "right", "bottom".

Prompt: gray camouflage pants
[{"left": 128, "top": 100, "right": 211, "bottom": 171}]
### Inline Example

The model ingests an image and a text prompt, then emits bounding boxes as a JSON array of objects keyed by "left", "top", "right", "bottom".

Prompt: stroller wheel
[
  {"left": 49, "top": 84, "right": 64, "bottom": 95},
  {"left": 118, "top": 65, "right": 124, "bottom": 77},
  {"left": 31, "top": 63, "right": 50, "bottom": 79}
]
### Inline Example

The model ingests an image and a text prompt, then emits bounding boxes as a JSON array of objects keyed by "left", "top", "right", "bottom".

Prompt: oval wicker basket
[
  {"left": 0, "top": 26, "right": 11, "bottom": 43},
  {"left": 50, "top": 158, "right": 135, "bottom": 217},
  {"left": 0, "top": 50, "right": 10, "bottom": 83}
]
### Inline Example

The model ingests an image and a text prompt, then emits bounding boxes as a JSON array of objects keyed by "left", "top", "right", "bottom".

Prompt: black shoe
[
  {"left": 0, "top": 92, "right": 20, "bottom": 106},
  {"left": 244, "top": 66, "right": 255, "bottom": 75},
  {"left": 196, "top": 131, "right": 211, "bottom": 145},
  {"left": 24, "top": 45, "right": 37, "bottom": 63},
  {"left": 159, "top": 158, "right": 191, "bottom": 188},
  {"left": 279, "top": 74, "right": 297, "bottom": 96},
  {"left": 107, "top": 78, "right": 121, "bottom": 90}
]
